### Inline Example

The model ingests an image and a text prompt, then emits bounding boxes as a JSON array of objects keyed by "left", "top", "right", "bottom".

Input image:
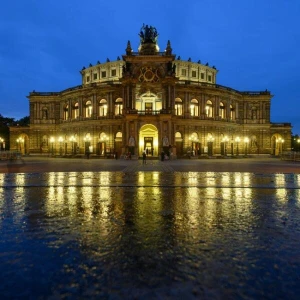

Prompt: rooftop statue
[{"left": 139, "top": 24, "right": 159, "bottom": 44}]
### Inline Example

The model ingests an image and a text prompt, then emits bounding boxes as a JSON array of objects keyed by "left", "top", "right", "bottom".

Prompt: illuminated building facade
[{"left": 10, "top": 25, "right": 291, "bottom": 157}]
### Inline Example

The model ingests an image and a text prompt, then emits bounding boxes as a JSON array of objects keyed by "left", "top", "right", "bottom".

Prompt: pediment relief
[{"left": 130, "top": 64, "right": 166, "bottom": 83}]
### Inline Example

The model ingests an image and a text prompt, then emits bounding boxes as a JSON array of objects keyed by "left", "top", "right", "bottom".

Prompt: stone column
[{"left": 184, "top": 92, "right": 190, "bottom": 118}]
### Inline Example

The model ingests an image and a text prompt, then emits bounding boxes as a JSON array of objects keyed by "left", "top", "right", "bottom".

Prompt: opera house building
[{"left": 10, "top": 25, "right": 291, "bottom": 158}]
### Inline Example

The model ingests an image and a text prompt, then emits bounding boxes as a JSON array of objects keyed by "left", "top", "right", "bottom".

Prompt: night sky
[{"left": 1, "top": 0, "right": 299, "bottom": 133}]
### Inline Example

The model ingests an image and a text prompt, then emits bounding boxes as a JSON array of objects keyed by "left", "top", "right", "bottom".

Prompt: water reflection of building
[{"left": 10, "top": 25, "right": 291, "bottom": 157}]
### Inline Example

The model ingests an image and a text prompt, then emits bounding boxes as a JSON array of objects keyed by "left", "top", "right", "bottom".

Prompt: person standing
[
  {"left": 142, "top": 150, "right": 147, "bottom": 164},
  {"left": 161, "top": 151, "right": 165, "bottom": 161}
]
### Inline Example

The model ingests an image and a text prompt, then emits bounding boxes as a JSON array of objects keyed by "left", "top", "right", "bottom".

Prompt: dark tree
[
  {"left": 0, "top": 114, "right": 15, "bottom": 150},
  {"left": 15, "top": 116, "right": 30, "bottom": 126}
]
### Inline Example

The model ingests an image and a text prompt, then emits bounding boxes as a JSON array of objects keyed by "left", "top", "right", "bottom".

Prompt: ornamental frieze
[{"left": 138, "top": 66, "right": 162, "bottom": 83}]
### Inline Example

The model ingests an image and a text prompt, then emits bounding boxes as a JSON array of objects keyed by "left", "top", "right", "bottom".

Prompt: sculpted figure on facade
[
  {"left": 139, "top": 24, "right": 158, "bottom": 44},
  {"left": 128, "top": 136, "right": 135, "bottom": 147},
  {"left": 163, "top": 136, "right": 169, "bottom": 147}
]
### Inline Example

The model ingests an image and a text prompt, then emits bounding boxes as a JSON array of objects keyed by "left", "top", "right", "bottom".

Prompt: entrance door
[
  {"left": 176, "top": 141, "right": 183, "bottom": 157},
  {"left": 145, "top": 102, "right": 153, "bottom": 114},
  {"left": 139, "top": 124, "right": 158, "bottom": 157},
  {"left": 114, "top": 141, "right": 122, "bottom": 157},
  {"left": 98, "top": 142, "right": 106, "bottom": 156},
  {"left": 144, "top": 137, "right": 153, "bottom": 156}
]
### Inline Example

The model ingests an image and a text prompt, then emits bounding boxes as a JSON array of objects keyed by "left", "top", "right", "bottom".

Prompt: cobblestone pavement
[
  {"left": 0, "top": 155, "right": 300, "bottom": 173},
  {"left": 1, "top": 156, "right": 300, "bottom": 299}
]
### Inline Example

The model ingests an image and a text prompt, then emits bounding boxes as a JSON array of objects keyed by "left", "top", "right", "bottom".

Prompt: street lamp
[
  {"left": 0, "top": 137, "right": 4, "bottom": 152},
  {"left": 69, "top": 135, "right": 76, "bottom": 155},
  {"left": 244, "top": 137, "right": 249, "bottom": 156},
  {"left": 222, "top": 136, "right": 229, "bottom": 156},
  {"left": 277, "top": 137, "right": 284, "bottom": 156},
  {"left": 50, "top": 137, "right": 55, "bottom": 156},
  {"left": 235, "top": 136, "right": 240, "bottom": 156},
  {"left": 16, "top": 137, "right": 24, "bottom": 153},
  {"left": 58, "top": 136, "right": 63, "bottom": 156}
]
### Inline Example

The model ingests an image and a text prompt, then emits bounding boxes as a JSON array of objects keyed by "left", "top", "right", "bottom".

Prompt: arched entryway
[
  {"left": 114, "top": 132, "right": 122, "bottom": 157},
  {"left": 139, "top": 124, "right": 158, "bottom": 157},
  {"left": 16, "top": 134, "right": 29, "bottom": 155},
  {"left": 175, "top": 132, "right": 183, "bottom": 157},
  {"left": 271, "top": 134, "right": 285, "bottom": 156}
]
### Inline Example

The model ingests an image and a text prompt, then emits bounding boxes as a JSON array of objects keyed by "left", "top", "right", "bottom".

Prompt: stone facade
[{"left": 10, "top": 26, "right": 291, "bottom": 157}]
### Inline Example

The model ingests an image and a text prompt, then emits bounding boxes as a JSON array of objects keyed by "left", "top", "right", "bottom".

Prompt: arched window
[
  {"left": 100, "top": 132, "right": 108, "bottom": 142},
  {"left": 220, "top": 102, "right": 225, "bottom": 119},
  {"left": 175, "top": 131, "right": 182, "bottom": 141},
  {"left": 72, "top": 102, "right": 79, "bottom": 119},
  {"left": 115, "top": 131, "right": 122, "bottom": 142},
  {"left": 205, "top": 100, "right": 213, "bottom": 118},
  {"left": 115, "top": 98, "right": 123, "bottom": 115},
  {"left": 63, "top": 105, "right": 69, "bottom": 120},
  {"left": 85, "top": 100, "right": 92, "bottom": 118},
  {"left": 190, "top": 99, "right": 198, "bottom": 117},
  {"left": 175, "top": 98, "right": 183, "bottom": 116},
  {"left": 99, "top": 99, "right": 107, "bottom": 117},
  {"left": 230, "top": 105, "right": 235, "bottom": 120}
]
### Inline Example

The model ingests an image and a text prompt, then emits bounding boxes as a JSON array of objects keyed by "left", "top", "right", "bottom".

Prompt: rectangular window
[
  {"left": 200, "top": 73, "right": 205, "bottom": 79},
  {"left": 111, "top": 69, "right": 116, "bottom": 76},
  {"left": 181, "top": 69, "right": 187, "bottom": 76},
  {"left": 208, "top": 75, "right": 212, "bottom": 82},
  {"left": 93, "top": 73, "right": 97, "bottom": 80},
  {"left": 86, "top": 76, "right": 90, "bottom": 83},
  {"left": 101, "top": 71, "right": 107, "bottom": 78},
  {"left": 192, "top": 70, "right": 197, "bottom": 77}
]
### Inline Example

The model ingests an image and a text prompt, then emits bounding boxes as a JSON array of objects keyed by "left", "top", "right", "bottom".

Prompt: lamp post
[
  {"left": 50, "top": 137, "right": 55, "bottom": 156},
  {"left": 16, "top": 137, "right": 24, "bottom": 153},
  {"left": 0, "top": 137, "right": 4, "bottom": 152},
  {"left": 297, "top": 138, "right": 300, "bottom": 152},
  {"left": 70, "top": 135, "right": 76, "bottom": 155},
  {"left": 58, "top": 136, "right": 63, "bottom": 156},
  {"left": 235, "top": 136, "right": 240, "bottom": 156},
  {"left": 244, "top": 137, "right": 249, "bottom": 156},
  {"left": 277, "top": 137, "right": 284, "bottom": 156}
]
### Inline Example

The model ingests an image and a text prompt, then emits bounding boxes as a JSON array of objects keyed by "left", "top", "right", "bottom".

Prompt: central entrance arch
[{"left": 139, "top": 124, "right": 158, "bottom": 157}]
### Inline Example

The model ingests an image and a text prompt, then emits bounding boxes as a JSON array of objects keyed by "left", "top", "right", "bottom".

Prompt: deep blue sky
[{"left": 1, "top": 0, "right": 299, "bottom": 133}]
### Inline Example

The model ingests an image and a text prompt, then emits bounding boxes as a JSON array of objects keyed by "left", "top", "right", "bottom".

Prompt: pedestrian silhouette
[{"left": 142, "top": 150, "right": 147, "bottom": 164}]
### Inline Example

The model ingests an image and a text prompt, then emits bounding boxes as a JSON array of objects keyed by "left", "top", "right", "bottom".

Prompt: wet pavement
[{"left": 0, "top": 157, "right": 300, "bottom": 299}]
